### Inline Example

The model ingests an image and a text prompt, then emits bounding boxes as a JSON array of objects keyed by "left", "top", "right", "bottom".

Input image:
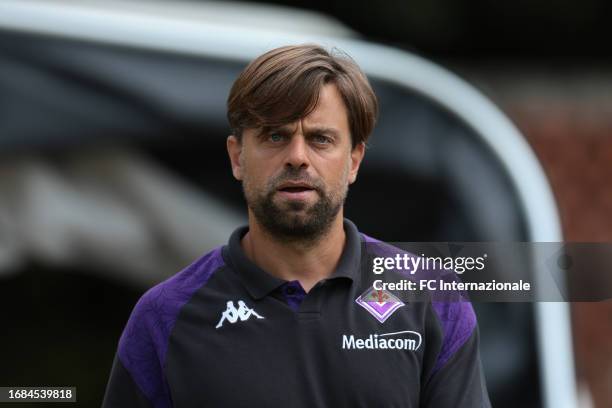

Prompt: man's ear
[
  {"left": 227, "top": 135, "right": 243, "bottom": 181},
  {"left": 348, "top": 142, "right": 366, "bottom": 184}
]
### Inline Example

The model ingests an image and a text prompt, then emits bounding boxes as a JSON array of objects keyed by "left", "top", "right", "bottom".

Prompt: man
[{"left": 102, "top": 44, "right": 491, "bottom": 407}]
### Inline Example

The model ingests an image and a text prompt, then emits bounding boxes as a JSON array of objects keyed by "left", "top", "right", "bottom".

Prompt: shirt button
[{"left": 286, "top": 286, "right": 297, "bottom": 295}]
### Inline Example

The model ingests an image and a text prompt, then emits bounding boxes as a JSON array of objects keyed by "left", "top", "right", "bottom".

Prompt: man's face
[{"left": 227, "top": 83, "right": 365, "bottom": 242}]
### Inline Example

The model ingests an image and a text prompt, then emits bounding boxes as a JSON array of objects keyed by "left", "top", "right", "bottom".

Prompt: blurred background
[{"left": 0, "top": 1, "right": 610, "bottom": 407}]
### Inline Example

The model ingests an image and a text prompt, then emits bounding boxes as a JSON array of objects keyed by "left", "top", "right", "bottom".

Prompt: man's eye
[
  {"left": 313, "top": 134, "right": 331, "bottom": 144},
  {"left": 269, "top": 133, "right": 284, "bottom": 142}
]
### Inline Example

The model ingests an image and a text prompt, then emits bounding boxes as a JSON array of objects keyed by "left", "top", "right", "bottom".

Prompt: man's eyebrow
[
  {"left": 264, "top": 125, "right": 294, "bottom": 135},
  {"left": 257, "top": 126, "right": 292, "bottom": 138},
  {"left": 262, "top": 125, "right": 341, "bottom": 138},
  {"left": 303, "top": 126, "right": 340, "bottom": 137}
]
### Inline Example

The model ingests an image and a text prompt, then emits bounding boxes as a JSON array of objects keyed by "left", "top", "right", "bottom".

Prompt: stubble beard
[{"left": 242, "top": 167, "right": 348, "bottom": 246}]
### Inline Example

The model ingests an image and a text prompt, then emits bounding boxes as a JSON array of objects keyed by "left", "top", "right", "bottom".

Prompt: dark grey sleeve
[
  {"left": 420, "top": 326, "right": 492, "bottom": 408},
  {"left": 101, "top": 354, "right": 155, "bottom": 408}
]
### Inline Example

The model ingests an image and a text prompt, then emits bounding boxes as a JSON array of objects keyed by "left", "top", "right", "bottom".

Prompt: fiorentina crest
[{"left": 355, "top": 287, "right": 405, "bottom": 323}]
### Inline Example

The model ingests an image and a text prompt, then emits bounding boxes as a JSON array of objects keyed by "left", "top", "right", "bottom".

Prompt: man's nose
[{"left": 284, "top": 135, "right": 310, "bottom": 169}]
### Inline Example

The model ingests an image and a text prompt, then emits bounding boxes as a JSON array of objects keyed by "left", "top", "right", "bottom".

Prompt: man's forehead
[
  {"left": 243, "top": 83, "right": 350, "bottom": 139},
  {"left": 282, "top": 86, "right": 349, "bottom": 134},
  {"left": 307, "top": 84, "right": 349, "bottom": 125}
]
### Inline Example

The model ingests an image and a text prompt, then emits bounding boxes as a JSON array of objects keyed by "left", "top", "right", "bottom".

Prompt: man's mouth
[
  {"left": 276, "top": 182, "right": 317, "bottom": 200},
  {"left": 278, "top": 186, "right": 313, "bottom": 193}
]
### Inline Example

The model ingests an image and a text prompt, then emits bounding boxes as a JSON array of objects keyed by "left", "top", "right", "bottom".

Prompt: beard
[{"left": 242, "top": 167, "right": 348, "bottom": 245}]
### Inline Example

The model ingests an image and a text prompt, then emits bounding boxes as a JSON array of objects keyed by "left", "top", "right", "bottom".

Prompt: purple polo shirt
[{"left": 102, "top": 218, "right": 490, "bottom": 408}]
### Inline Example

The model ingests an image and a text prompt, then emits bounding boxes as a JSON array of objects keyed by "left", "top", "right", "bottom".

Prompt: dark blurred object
[{"left": 256, "top": 0, "right": 612, "bottom": 58}]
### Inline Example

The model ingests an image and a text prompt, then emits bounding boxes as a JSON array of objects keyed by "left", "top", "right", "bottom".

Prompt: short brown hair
[{"left": 227, "top": 44, "right": 378, "bottom": 148}]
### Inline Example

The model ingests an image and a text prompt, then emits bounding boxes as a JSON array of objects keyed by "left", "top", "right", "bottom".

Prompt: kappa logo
[
  {"left": 215, "top": 300, "right": 264, "bottom": 329},
  {"left": 355, "top": 286, "right": 405, "bottom": 323}
]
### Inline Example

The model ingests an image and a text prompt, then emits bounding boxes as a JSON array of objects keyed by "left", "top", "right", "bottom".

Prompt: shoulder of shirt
[
  {"left": 118, "top": 246, "right": 226, "bottom": 359},
  {"left": 132, "top": 245, "right": 226, "bottom": 319}
]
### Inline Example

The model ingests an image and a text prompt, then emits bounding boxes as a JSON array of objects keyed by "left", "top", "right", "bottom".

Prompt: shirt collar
[{"left": 223, "top": 218, "right": 363, "bottom": 300}]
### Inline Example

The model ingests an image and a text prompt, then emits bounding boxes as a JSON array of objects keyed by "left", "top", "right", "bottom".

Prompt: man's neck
[{"left": 240, "top": 213, "right": 346, "bottom": 293}]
